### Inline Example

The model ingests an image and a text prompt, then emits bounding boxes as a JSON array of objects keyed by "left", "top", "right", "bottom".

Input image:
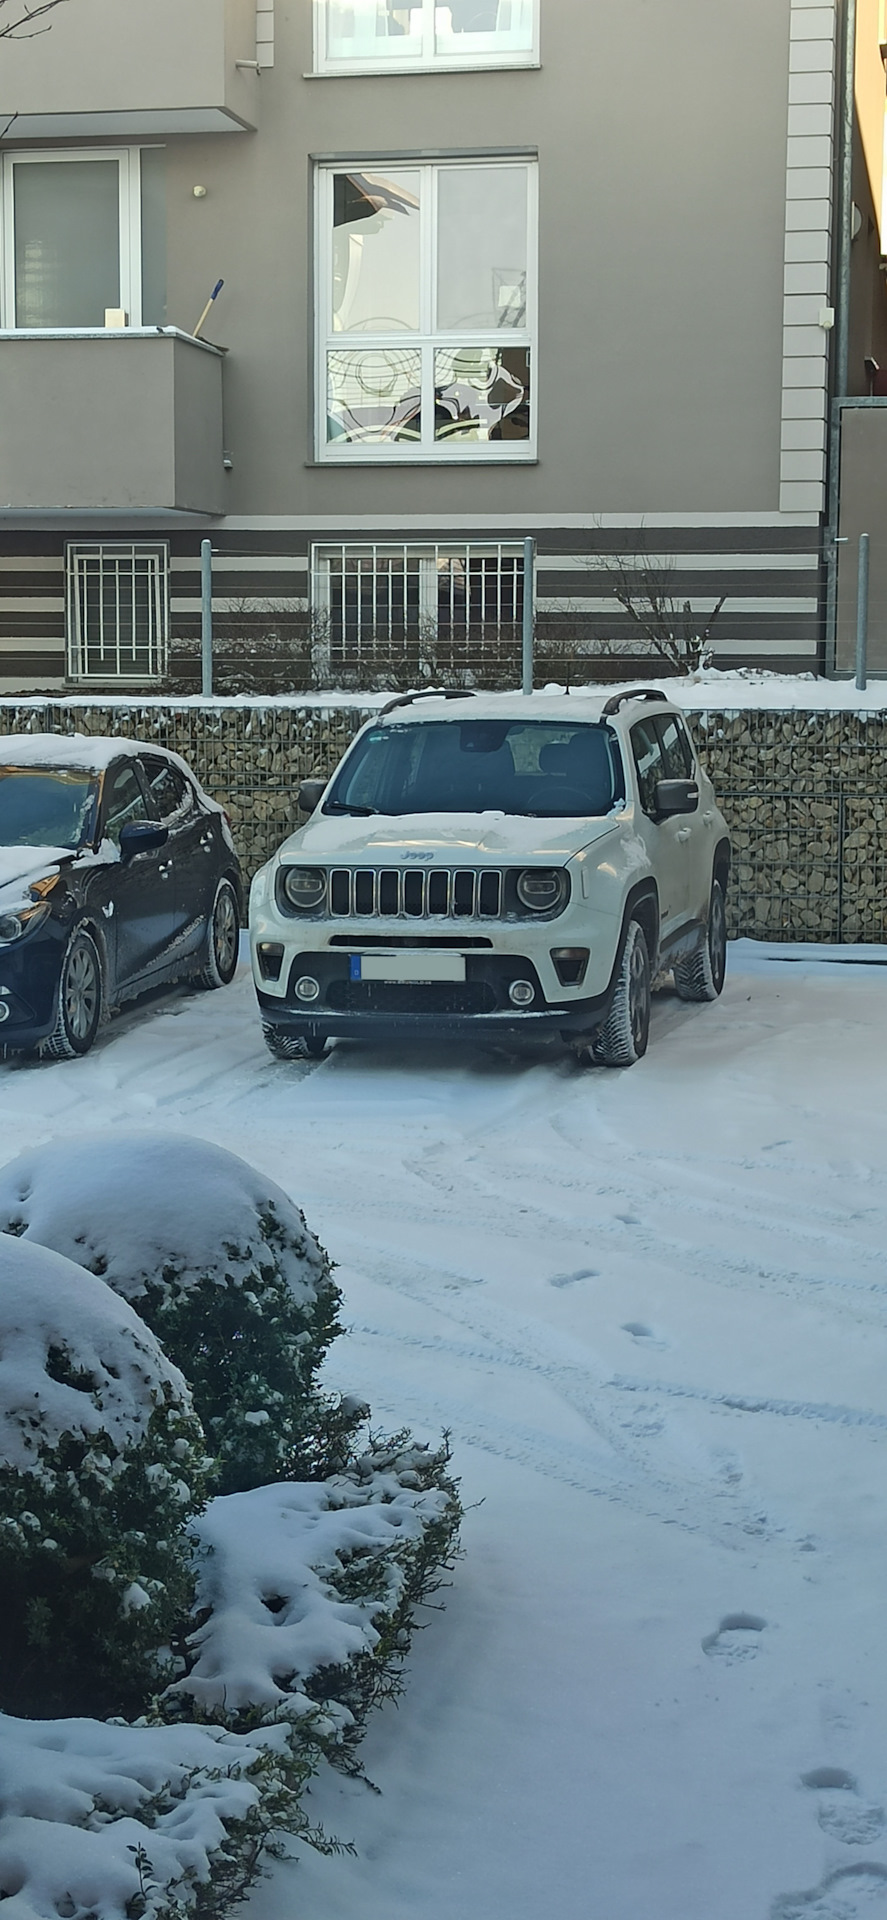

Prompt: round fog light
[
  {"left": 295, "top": 975, "right": 320, "bottom": 1003},
  {"left": 0, "top": 1002, "right": 9, "bottom": 1023},
  {"left": 509, "top": 979, "right": 535, "bottom": 1007}
]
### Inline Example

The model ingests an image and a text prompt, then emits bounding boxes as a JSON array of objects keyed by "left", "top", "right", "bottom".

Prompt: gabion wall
[{"left": 2, "top": 699, "right": 885, "bottom": 944}]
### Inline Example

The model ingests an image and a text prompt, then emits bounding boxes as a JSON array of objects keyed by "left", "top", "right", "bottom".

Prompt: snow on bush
[
  {"left": 166, "top": 1433, "right": 462, "bottom": 1768},
  {"left": 0, "top": 1713, "right": 315, "bottom": 1920},
  {"left": 0, "top": 1235, "right": 207, "bottom": 1720},
  {"left": 0, "top": 1134, "right": 364, "bottom": 1495}
]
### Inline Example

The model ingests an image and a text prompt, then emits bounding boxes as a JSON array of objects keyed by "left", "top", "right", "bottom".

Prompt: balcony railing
[{"left": 0, "top": 329, "right": 225, "bottom": 514}]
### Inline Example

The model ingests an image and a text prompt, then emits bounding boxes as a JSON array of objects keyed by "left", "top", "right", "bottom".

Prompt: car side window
[
  {"left": 655, "top": 713, "right": 694, "bottom": 781},
  {"left": 630, "top": 719, "right": 664, "bottom": 816},
  {"left": 102, "top": 762, "right": 150, "bottom": 846},
  {"left": 141, "top": 755, "right": 191, "bottom": 823}
]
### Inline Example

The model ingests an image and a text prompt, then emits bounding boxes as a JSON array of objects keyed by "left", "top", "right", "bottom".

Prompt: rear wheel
[
  {"left": 262, "top": 1023, "right": 327, "bottom": 1062},
  {"left": 197, "top": 879, "right": 240, "bottom": 989},
  {"left": 592, "top": 920, "right": 651, "bottom": 1068},
  {"left": 673, "top": 879, "right": 727, "bottom": 1002},
  {"left": 43, "top": 929, "right": 103, "bottom": 1060}
]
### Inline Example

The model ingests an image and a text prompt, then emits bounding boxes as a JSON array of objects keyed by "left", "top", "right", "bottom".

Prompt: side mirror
[
  {"left": 118, "top": 820, "right": 169, "bottom": 860},
  {"left": 654, "top": 778, "right": 699, "bottom": 818},
  {"left": 298, "top": 779, "right": 326, "bottom": 814}
]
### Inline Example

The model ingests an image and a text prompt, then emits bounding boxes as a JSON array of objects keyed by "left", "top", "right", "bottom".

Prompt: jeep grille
[{"left": 329, "top": 867, "right": 503, "bottom": 920}]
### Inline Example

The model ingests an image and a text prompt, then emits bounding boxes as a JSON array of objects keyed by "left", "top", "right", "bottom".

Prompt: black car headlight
[
  {"left": 278, "top": 866, "right": 327, "bottom": 914},
  {"left": 0, "top": 902, "right": 50, "bottom": 943},
  {"left": 515, "top": 868, "right": 569, "bottom": 915}
]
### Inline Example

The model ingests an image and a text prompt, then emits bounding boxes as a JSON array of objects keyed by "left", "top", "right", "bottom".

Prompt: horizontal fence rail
[{"left": 1, "top": 701, "right": 885, "bottom": 943}]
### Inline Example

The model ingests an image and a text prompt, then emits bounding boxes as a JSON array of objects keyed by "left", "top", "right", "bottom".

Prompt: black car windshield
[
  {"left": 0, "top": 768, "right": 97, "bottom": 849},
  {"left": 324, "top": 719, "right": 625, "bottom": 818}
]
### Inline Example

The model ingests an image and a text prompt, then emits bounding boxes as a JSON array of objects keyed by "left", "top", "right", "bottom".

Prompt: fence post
[
  {"left": 521, "top": 536, "right": 535, "bottom": 695},
  {"left": 200, "top": 539, "right": 213, "bottom": 697},
  {"left": 855, "top": 532, "right": 869, "bottom": 691}
]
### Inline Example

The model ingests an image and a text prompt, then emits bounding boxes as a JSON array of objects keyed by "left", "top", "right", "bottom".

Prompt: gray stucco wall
[{"left": 156, "top": 0, "right": 792, "bottom": 518}]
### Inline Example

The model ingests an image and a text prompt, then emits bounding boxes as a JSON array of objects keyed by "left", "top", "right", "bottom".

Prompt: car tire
[
  {"left": 592, "top": 919, "right": 651, "bottom": 1068},
  {"left": 43, "top": 928, "right": 104, "bottom": 1060},
  {"left": 196, "top": 879, "right": 240, "bottom": 989},
  {"left": 262, "top": 1022, "right": 327, "bottom": 1062},
  {"left": 673, "top": 879, "right": 727, "bottom": 1003}
]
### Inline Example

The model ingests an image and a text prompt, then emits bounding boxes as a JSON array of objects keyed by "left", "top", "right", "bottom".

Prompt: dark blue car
[{"left": 0, "top": 734, "right": 243, "bottom": 1058}]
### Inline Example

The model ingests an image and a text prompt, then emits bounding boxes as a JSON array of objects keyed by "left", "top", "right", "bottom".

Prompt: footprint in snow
[
  {"left": 621, "top": 1322, "right": 669, "bottom": 1351},
  {"left": 801, "top": 1769, "right": 887, "bottom": 1847},
  {"left": 549, "top": 1268, "right": 599, "bottom": 1289},
  {"left": 771, "top": 1862, "right": 887, "bottom": 1918},
  {"left": 702, "top": 1613, "right": 767, "bottom": 1663}
]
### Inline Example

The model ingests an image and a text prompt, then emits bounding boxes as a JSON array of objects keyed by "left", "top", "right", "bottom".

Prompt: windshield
[
  {"left": 0, "top": 767, "right": 97, "bottom": 850},
  {"left": 324, "top": 719, "right": 625, "bottom": 818}
]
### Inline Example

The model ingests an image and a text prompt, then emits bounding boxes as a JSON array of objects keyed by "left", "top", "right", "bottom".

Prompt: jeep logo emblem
[{"left": 401, "top": 851, "right": 435, "bottom": 861}]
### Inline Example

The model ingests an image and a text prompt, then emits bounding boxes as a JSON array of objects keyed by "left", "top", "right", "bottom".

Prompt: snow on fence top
[
  {"left": 0, "top": 1236, "right": 193, "bottom": 1472},
  {"left": 0, "top": 1134, "right": 328, "bottom": 1310}
]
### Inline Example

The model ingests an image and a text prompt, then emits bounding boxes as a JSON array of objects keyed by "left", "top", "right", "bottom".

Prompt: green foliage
[
  {"left": 134, "top": 1202, "right": 365, "bottom": 1495},
  {"left": 0, "top": 1386, "right": 207, "bottom": 1719}
]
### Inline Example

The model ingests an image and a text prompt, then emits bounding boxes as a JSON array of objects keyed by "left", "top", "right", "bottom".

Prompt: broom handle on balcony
[{"left": 192, "top": 280, "right": 224, "bottom": 340}]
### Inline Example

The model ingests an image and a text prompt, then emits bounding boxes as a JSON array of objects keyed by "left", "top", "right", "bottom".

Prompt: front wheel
[
  {"left": 592, "top": 920, "right": 651, "bottom": 1068},
  {"left": 263, "top": 1023, "right": 327, "bottom": 1062},
  {"left": 43, "top": 928, "right": 104, "bottom": 1060},
  {"left": 196, "top": 879, "right": 240, "bottom": 989},
  {"left": 673, "top": 879, "right": 727, "bottom": 1002}
]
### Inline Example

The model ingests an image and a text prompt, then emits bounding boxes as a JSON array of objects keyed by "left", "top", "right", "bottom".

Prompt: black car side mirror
[
  {"left": 654, "top": 778, "right": 699, "bottom": 818},
  {"left": 118, "top": 820, "right": 169, "bottom": 860},
  {"left": 298, "top": 779, "right": 326, "bottom": 813}
]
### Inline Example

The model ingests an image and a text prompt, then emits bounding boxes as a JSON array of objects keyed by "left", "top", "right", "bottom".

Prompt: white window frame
[
  {"left": 316, "top": 158, "right": 537, "bottom": 464},
  {"left": 66, "top": 542, "right": 169, "bottom": 684},
  {"left": 311, "top": 539, "right": 524, "bottom": 671},
  {"left": 0, "top": 148, "right": 143, "bottom": 331},
  {"left": 314, "top": 0, "right": 539, "bottom": 74}
]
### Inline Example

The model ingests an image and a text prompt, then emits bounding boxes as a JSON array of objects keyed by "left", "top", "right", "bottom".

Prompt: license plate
[{"left": 350, "top": 952, "right": 466, "bottom": 984}]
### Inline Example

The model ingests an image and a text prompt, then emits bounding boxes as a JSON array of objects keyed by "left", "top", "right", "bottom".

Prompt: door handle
[
  {"left": 200, "top": 833, "right": 214, "bottom": 852},
  {"left": 676, "top": 827, "right": 692, "bottom": 843},
  {"left": 159, "top": 862, "right": 173, "bottom": 880},
  {"left": 702, "top": 810, "right": 714, "bottom": 826}
]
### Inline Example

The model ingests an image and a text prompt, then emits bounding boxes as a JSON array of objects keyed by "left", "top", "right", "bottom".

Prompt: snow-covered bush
[
  {"left": 0, "top": 1235, "right": 207, "bottom": 1720},
  {"left": 166, "top": 1432, "right": 462, "bottom": 1770},
  {"left": 0, "top": 1135, "right": 364, "bottom": 1495},
  {"left": 0, "top": 1712, "right": 319, "bottom": 1920}
]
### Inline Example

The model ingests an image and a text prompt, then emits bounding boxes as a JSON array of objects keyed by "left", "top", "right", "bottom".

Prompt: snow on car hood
[
  {"left": 0, "top": 845, "right": 73, "bottom": 902},
  {"left": 0, "top": 841, "right": 116, "bottom": 905},
  {"left": 279, "top": 810, "right": 623, "bottom": 867}
]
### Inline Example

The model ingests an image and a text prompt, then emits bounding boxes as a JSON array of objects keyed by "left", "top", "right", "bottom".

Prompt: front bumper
[
  {"left": 0, "top": 923, "right": 64, "bottom": 1049},
  {"left": 256, "top": 948, "right": 614, "bottom": 1043}
]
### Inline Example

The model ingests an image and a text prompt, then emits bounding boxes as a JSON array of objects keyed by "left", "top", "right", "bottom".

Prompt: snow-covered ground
[{"left": 3, "top": 943, "right": 887, "bottom": 1920}]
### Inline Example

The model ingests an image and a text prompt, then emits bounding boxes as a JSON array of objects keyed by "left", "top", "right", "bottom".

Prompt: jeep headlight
[
  {"left": 279, "top": 866, "right": 326, "bottom": 913},
  {"left": 0, "top": 901, "right": 50, "bottom": 943},
  {"left": 515, "top": 868, "right": 568, "bottom": 915}
]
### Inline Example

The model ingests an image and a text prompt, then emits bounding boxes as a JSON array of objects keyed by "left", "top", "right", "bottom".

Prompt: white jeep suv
[{"left": 249, "top": 687, "right": 731, "bottom": 1066}]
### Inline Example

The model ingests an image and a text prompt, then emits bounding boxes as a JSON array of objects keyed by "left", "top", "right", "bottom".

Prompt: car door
[
  {"left": 99, "top": 758, "right": 175, "bottom": 986},
  {"left": 655, "top": 712, "right": 713, "bottom": 924},
  {"left": 629, "top": 717, "right": 690, "bottom": 940},
  {"left": 139, "top": 754, "right": 213, "bottom": 962}
]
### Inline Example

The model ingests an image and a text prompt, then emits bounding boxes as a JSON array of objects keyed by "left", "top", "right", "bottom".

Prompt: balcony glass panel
[{"left": 13, "top": 159, "right": 119, "bottom": 329}]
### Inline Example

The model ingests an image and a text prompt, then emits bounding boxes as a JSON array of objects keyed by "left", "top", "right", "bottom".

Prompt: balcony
[
  {"left": 0, "top": 329, "right": 225, "bottom": 514},
  {"left": 0, "top": 0, "right": 259, "bottom": 137}
]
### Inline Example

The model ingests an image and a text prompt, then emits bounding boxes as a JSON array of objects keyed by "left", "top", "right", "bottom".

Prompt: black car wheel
[
  {"left": 673, "top": 879, "right": 727, "bottom": 1002},
  {"left": 197, "top": 879, "right": 240, "bottom": 989},
  {"left": 591, "top": 919, "right": 651, "bottom": 1068},
  {"left": 43, "top": 929, "right": 104, "bottom": 1060}
]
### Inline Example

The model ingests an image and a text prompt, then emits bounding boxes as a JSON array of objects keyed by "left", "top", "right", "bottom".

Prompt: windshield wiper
[{"left": 322, "top": 801, "right": 380, "bottom": 817}]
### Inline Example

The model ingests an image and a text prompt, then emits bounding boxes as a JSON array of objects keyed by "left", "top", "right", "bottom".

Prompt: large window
[
  {"left": 66, "top": 544, "right": 169, "bottom": 683},
  {"left": 0, "top": 149, "right": 165, "bottom": 330},
  {"left": 315, "top": 0, "right": 538, "bottom": 74},
  {"left": 317, "top": 161, "right": 535, "bottom": 461}
]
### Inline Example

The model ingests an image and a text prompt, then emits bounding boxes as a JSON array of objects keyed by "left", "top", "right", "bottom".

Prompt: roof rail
[
  {"left": 379, "top": 687, "right": 476, "bottom": 717},
  {"left": 600, "top": 687, "right": 668, "bottom": 717}
]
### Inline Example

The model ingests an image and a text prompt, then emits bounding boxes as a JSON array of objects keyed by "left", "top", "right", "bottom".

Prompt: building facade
[{"left": 1, "top": 0, "right": 886, "bottom": 691}]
